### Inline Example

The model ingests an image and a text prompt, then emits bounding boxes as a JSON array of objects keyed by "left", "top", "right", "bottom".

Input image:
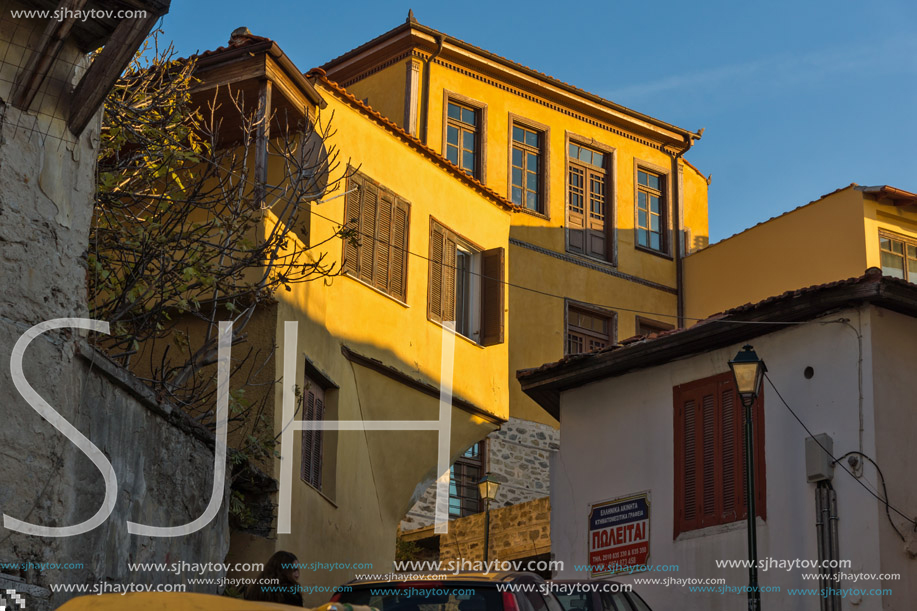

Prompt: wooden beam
[
  {"left": 67, "top": 12, "right": 159, "bottom": 136},
  {"left": 253, "top": 79, "right": 272, "bottom": 208},
  {"left": 11, "top": 0, "right": 88, "bottom": 110}
]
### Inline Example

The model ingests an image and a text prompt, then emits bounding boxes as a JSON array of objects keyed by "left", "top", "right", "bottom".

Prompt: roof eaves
[
  {"left": 320, "top": 19, "right": 700, "bottom": 147},
  {"left": 308, "top": 69, "right": 520, "bottom": 214},
  {"left": 518, "top": 269, "right": 917, "bottom": 419}
]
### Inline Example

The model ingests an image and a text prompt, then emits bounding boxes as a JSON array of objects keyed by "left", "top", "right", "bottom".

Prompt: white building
[{"left": 518, "top": 269, "right": 916, "bottom": 610}]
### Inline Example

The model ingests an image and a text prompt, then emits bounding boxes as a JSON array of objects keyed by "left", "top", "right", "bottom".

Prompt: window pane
[
  {"left": 512, "top": 147, "right": 523, "bottom": 167},
  {"left": 527, "top": 171, "right": 538, "bottom": 191},
  {"left": 638, "top": 209, "right": 647, "bottom": 229},
  {"left": 513, "top": 126, "right": 524, "bottom": 143},
  {"left": 647, "top": 173, "right": 660, "bottom": 190},
  {"left": 462, "top": 107, "right": 476, "bottom": 125},
  {"left": 650, "top": 214, "right": 659, "bottom": 232},
  {"left": 528, "top": 152, "right": 539, "bottom": 171},
  {"left": 650, "top": 232, "right": 661, "bottom": 250},
  {"left": 525, "top": 130, "right": 539, "bottom": 148},
  {"left": 526, "top": 191, "right": 538, "bottom": 210},
  {"left": 512, "top": 167, "right": 523, "bottom": 187},
  {"left": 638, "top": 170, "right": 648, "bottom": 186},
  {"left": 462, "top": 151, "right": 475, "bottom": 172},
  {"left": 881, "top": 251, "right": 906, "bottom": 279},
  {"left": 650, "top": 196, "right": 660, "bottom": 214},
  {"left": 593, "top": 152, "right": 604, "bottom": 167},
  {"left": 891, "top": 240, "right": 904, "bottom": 254},
  {"left": 637, "top": 229, "right": 648, "bottom": 247},
  {"left": 446, "top": 145, "right": 459, "bottom": 166},
  {"left": 448, "top": 103, "right": 461, "bottom": 121},
  {"left": 463, "top": 130, "right": 475, "bottom": 152},
  {"left": 512, "top": 187, "right": 523, "bottom": 205},
  {"left": 447, "top": 125, "right": 459, "bottom": 145},
  {"left": 569, "top": 143, "right": 578, "bottom": 159},
  {"left": 579, "top": 148, "right": 591, "bottom": 164},
  {"left": 638, "top": 191, "right": 647, "bottom": 209},
  {"left": 908, "top": 244, "right": 917, "bottom": 259}
]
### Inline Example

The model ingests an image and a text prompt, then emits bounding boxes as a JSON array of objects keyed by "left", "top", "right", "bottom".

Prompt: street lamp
[
  {"left": 478, "top": 473, "right": 501, "bottom": 563},
  {"left": 728, "top": 345, "right": 767, "bottom": 611}
]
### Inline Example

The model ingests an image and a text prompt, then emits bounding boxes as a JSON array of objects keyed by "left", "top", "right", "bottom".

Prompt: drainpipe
[
  {"left": 419, "top": 34, "right": 445, "bottom": 145},
  {"left": 667, "top": 133, "right": 695, "bottom": 328}
]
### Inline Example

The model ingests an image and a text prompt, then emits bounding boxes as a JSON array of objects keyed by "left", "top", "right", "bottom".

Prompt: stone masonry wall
[
  {"left": 401, "top": 417, "right": 558, "bottom": 531},
  {"left": 437, "top": 496, "right": 551, "bottom": 563}
]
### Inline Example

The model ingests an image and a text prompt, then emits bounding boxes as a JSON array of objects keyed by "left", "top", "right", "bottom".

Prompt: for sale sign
[{"left": 588, "top": 492, "right": 650, "bottom": 577}]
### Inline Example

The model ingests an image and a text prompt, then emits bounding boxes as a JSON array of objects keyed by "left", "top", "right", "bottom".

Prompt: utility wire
[
  {"left": 764, "top": 373, "right": 917, "bottom": 532},
  {"left": 836, "top": 450, "right": 907, "bottom": 541}
]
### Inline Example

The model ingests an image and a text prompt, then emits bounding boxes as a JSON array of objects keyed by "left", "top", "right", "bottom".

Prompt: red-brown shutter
[
  {"left": 359, "top": 182, "right": 378, "bottom": 284},
  {"left": 675, "top": 393, "right": 698, "bottom": 535},
  {"left": 390, "top": 198, "right": 410, "bottom": 302},
  {"left": 700, "top": 392, "right": 717, "bottom": 526},
  {"left": 721, "top": 382, "right": 739, "bottom": 520},
  {"left": 300, "top": 376, "right": 325, "bottom": 490},
  {"left": 343, "top": 174, "right": 362, "bottom": 275},
  {"left": 480, "top": 247, "right": 504, "bottom": 345},
  {"left": 429, "top": 222, "right": 445, "bottom": 322},
  {"left": 301, "top": 389, "right": 315, "bottom": 484}
]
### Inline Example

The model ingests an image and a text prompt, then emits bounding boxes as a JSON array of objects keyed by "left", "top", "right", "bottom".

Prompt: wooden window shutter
[
  {"left": 374, "top": 192, "right": 393, "bottom": 292},
  {"left": 674, "top": 391, "right": 699, "bottom": 535},
  {"left": 301, "top": 377, "right": 325, "bottom": 490},
  {"left": 343, "top": 174, "right": 363, "bottom": 275},
  {"left": 390, "top": 198, "right": 410, "bottom": 302},
  {"left": 480, "top": 247, "right": 505, "bottom": 345},
  {"left": 442, "top": 232, "right": 457, "bottom": 324},
  {"left": 428, "top": 222, "right": 445, "bottom": 322},
  {"left": 567, "top": 165, "right": 586, "bottom": 254},
  {"left": 721, "top": 382, "right": 740, "bottom": 520},
  {"left": 359, "top": 181, "right": 378, "bottom": 284},
  {"left": 700, "top": 391, "right": 717, "bottom": 526}
]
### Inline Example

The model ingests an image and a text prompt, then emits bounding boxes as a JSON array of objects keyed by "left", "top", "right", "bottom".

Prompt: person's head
[{"left": 262, "top": 550, "right": 300, "bottom": 585}]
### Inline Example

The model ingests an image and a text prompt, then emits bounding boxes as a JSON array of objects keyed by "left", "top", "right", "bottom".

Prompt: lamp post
[
  {"left": 478, "top": 473, "right": 501, "bottom": 564},
  {"left": 729, "top": 345, "right": 767, "bottom": 611}
]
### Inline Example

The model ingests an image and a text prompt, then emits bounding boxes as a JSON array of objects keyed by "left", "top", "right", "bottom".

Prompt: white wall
[{"left": 551, "top": 306, "right": 904, "bottom": 610}]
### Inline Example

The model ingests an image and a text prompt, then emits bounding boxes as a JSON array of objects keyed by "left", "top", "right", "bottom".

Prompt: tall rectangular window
[
  {"left": 446, "top": 101, "right": 480, "bottom": 179},
  {"left": 568, "top": 142, "right": 610, "bottom": 260},
  {"left": 636, "top": 168, "right": 665, "bottom": 252},
  {"left": 511, "top": 123, "right": 544, "bottom": 213},
  {"left": 301, "top": 373, "right": 326, "bottom": 490},
  {"left": 342, "top": 170, "right": 410, "bottom": 302},
  {"left": 449, "top": 442, "right": 484, "bottom": 517},
  {"left": 566, "top": 304, "right": 613, "bottom": 355},
  {"left": 673, "top": 372, "right": 766, "bottom": 536},
  {"left": 879, "top": 231, "right": 917, "bottom": 283},
  {"left": 428, "top": 219, "right": 505, "bottom": 346}
]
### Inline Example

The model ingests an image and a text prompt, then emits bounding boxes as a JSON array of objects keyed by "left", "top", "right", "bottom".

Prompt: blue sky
[{"left": 161, "top": 0, "right": 917, "bottom": 243}]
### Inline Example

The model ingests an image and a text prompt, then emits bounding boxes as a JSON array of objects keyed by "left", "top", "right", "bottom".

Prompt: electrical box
[{"left": 805, "top": 433, "right": 834, "bottom": 482}]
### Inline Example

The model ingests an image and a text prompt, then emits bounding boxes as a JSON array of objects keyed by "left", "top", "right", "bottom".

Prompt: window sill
[
  {"left": 635, "top": 244, "right": 674, "bottom": 261},
  {"left": 675, "top": 516, "right": 765, "bottom": 541},
  {"left": 302, "top": 479, "right": 338, "bottom": 508},
  {"left": 564, "top": 248, "right": 618, "bottom": 269},
  {"left": 344, "top": 272, "right": 410, "bottom": 308},
  {"left": 428, "top": 318, "right": 486, "bottom": 349},
  {"left": 518, "top": 206, "right": 550, "bottom": 221}
]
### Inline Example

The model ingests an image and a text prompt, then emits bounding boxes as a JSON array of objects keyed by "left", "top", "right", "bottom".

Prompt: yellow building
[
  {"left": 684, "top": 184, "right": 917, "bottom": 320},
  {"left": 189, "top": 34, "right": 517, "bottom": 598},
  {"left": 321, "top": 13, "right": 710, "bottom": 430}
]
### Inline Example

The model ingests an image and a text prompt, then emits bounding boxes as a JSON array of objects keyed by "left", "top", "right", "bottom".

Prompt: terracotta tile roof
[
  {"left": 318, "top": 19, "right": 701, "bottom": 145},
  {"left": 307, "top": 68, "right": 520, "bottom": 213},
  {"left": 518, "top": 267, "right": 909, "bottom": 382}
]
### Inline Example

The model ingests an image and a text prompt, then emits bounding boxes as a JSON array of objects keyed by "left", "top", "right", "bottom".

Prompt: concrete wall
[
  {"left": 683, "top": 186, "right": 869, "bottom": 320},
  {"left": 551, "top": 307, "right": 901, "bottom": 610}
]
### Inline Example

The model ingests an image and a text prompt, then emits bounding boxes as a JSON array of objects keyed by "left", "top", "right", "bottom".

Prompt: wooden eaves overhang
[
  {"left": 858, "top": 185, "right": 917, "bottom": 211},
  {"left": 517, "top": 269, "right": 917, "bottom": 420},
  {"left": 10, "top": 0, "right": 171, "bottom": 135},
  {"left": 320, "top": 18, "right": 702, "bottom": 153}
]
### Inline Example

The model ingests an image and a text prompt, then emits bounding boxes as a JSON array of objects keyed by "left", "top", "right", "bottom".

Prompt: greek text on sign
[{"left": 588, "top": 492, "right": 650, "bottom": 577}]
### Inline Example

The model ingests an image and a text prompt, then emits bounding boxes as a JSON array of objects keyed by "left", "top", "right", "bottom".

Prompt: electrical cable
[
  {"left": 764, "top": 373, "right": 917, "bottom": 532},
  {"left": 835, "top": 450, "right": 907, "bottom": 542}
]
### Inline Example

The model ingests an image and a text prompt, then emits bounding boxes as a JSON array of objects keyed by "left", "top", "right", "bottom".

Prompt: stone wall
[
  {"left": 0, "top": 10, "right": 230, "bottom": 607},
  {"left": 401, "top": 417, "right": 558, "bottom": 531}
]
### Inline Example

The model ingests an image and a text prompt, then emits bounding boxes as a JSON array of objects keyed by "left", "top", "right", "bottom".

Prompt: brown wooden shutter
[
  {"left": 301, "top": 377, "right": 325, "bottom": 490},
  {"left": 359, "top": 181, "right": 378, "bottom": 284},
  {"left": 301, "top": 389, "right": 315, "bottom": 484},
  {"left": 480, "top": 247, "right": 504, "bottom": 345},
  {"left": 442, "top": 232, "right": 457, "bottom": 324},
  {"left": 700, "top": 392, "right": 717, "bottom": 526},
  {"left": 586, "top": 168, "right": 607, "bottom": 259},
  {"left": 390, "top": 198, "right": 410, "bottom": 302},
  {"left": 343, "top": 174, "right": 362, "bottom": 275},
  {"left": 428, "top": 222, "right": 445, "bottom": 322},
  {"left": 721, "top": 382, "right": 739, "bottom": 519},
  {"left": 675, "top": 392, "right": 698, "bottom": 535},
  {"left": 374, "top": 192, "right": 393, "bottom": 292},
  {"left": 311, "top": 395, "right": 324, "bottom": 489}
]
